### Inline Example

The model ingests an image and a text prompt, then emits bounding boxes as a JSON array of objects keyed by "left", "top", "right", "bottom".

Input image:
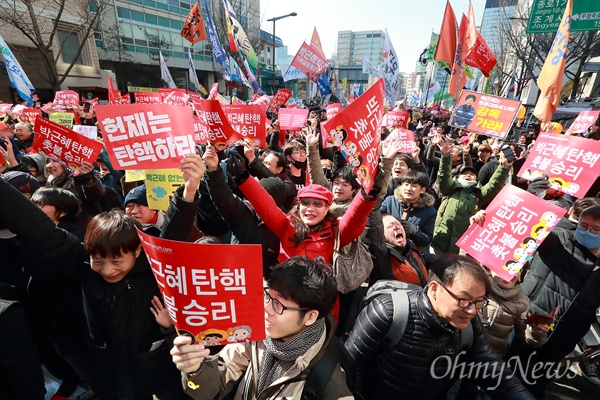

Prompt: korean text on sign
[{"left": 95, "top": 104, "right": 195, "bottom": 170}]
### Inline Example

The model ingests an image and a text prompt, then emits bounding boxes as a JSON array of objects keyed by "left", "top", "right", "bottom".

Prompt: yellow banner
[
  {"left": 145, "top": 169, "right": 184, "bottom": 211},
  {"left": 127, "top": 86, "right": 158, "bottom": 93},
  {"left": 125, "top": 170, "right": 145, "bottom": 182},
  {"left": 49, "top": 112, "right": 74, "bottom": 129}
]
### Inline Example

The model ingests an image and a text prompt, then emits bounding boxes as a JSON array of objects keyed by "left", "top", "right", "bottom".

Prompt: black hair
[
  {"left": 194, "top": 235, "right": 222, "bottom": 244},
  {"left": 393, "top": 153, "right": 414, "bottom": 170},
  {"left": 268, "top": 256, "right": 337, "bottom": 318},
  {"left": 522, "top": 236, "right": 536, "bottom": 245},
  {"left": 331, "top": 166, "right": 361, "bottom": 191},
  {"left": 465, "top": 94, "right": 477, "bottom": 102},
  {"left": 259, "top": 150, "right": 287, "bottom": 171},
  {"left": 572, "top": 198, "right": 600, "bottom": 221},
  {"left": 400, "top": 170, "right": 429, "bottom": 189},
  {"left": 580, "top": 205, "right": 600, "bottom": 222},
  {"left": 31, "top": 186, "right": 80, "bottom": 222},
  {"left": 84, "top": 210, "right": 141, "bottom": 258},
  {"left": 428, "top": 254, "right": 489, "bottom": 292}
]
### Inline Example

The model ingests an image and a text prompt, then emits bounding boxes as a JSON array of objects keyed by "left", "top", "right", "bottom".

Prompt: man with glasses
[
  {"left": 171, "top": 256, "right": 354, "bottom": 400},
  {"left": 346, "top": 255, "right": 533, "bottom": 399}
]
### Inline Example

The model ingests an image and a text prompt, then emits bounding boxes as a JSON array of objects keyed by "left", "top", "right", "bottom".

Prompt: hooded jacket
[{"left": 380, "top": 189, "right": 436, "bottom": 247}]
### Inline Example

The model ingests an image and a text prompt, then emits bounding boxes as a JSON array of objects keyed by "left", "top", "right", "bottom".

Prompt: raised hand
[
  {"left": 202, "top": 144, "right": 219, "bottom": 172},
  {"left": 150, "top": 295, "right": 173, "bottom": 329}
]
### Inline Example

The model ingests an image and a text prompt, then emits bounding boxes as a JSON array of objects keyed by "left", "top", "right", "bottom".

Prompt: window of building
[
  {"left": 117, "top": 7, "right": 130, "bottom": 19},
  {"left": 146, "top": 14, "right": 157, "bottom": 25},
  {"left": 57, "top": 30, "right": 84, "bottom": 65},
  {"left": 131, "top": 10, "right": 145, "bottom": 23},
  {"left": 158, "top": 16, "right": 170, "bottom": 28}
]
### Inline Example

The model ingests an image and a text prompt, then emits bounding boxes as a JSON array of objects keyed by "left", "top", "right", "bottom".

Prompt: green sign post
[{"left": 527, "top": 0, "right": 600, "bottom": 34}]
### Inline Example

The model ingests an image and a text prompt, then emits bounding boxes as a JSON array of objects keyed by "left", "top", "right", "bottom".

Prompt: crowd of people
[{"left": 1, "top": 96, "right": 600, "bottom": 400}]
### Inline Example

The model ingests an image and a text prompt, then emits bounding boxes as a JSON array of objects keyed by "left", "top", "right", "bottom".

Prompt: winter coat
[
  {"left": 345, "top": 288, "right": 533, "bottom": 400},
  {"left": 237, "top": 176, "right": 376, "bottom": 265},
  {"left": 369, "top": 240, "right": 428, "bottom": 287},
  {"left": 481, "top": 275, "right": 546, "bottom": 356},
  {"left": 0, "top": 299, "right": 45, "bottom": 400},
  {"left": 380, "top": 189, "right": 436, "bottom": 247},
  {"left": 520, "top": 226, "right": 600, "bottom": 349},
  {"left": 385, "top": 160, "right": 429, "bottom": 198},
  {"left": 432, "top": 154, "right": 509, "bottom": 254},
  {"left": 183, "top": 315, "right": 353, "bottom": 400},
  {"left": 451, "top": 104, "right": 476, "bottom": 127}
]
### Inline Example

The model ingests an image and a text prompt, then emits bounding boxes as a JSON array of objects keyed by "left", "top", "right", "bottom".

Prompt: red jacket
[{"left": 238, "top": 177, "right": 376, "bottom": 264}]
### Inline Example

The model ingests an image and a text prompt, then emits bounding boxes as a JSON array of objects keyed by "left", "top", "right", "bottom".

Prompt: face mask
[
  {"left": 457, "top": 178, "right": 477, "bottom": 188},
  {"left": 575, "top": 228, "right": 600, "bottom": 250},
  {"left": 291, "top": 159, "right": 307, "bottom": 170}
]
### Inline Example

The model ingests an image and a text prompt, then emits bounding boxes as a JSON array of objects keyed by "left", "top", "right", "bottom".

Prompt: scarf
[{"left": 256, "top": 317, "right": 325, "bottom": 395}]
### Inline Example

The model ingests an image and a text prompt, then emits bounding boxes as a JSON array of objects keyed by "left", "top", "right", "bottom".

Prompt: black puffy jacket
[{"left": 345, "top": 288, "right": 533, "bottom": 400}]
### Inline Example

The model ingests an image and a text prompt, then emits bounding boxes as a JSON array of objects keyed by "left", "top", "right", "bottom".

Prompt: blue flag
[
  {"left": 0, "top": 34, "right": 35, "bottom": 105},
  {"left": 205, "top": 5, "right": 230, "bottom": 81},
  {"left": 317, "top": 72, "right": 331, "bottom": 95}
]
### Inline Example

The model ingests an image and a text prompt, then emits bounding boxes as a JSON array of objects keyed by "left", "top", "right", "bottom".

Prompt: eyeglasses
[
  {"left": 437, "top": 281, "right": 488, "bottom": 309},
  {"left": 292, "top": 150, "right": 307, "bottom": 155},
  {"left": 264, "top": 289, "right": 309, "bottom": 315},
  {"left": 298, "top": 198, "right": 327, "bottom": 208}
]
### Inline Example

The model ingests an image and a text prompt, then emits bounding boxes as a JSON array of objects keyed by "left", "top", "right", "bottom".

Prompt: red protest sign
[
  {"left": 0, "top": 104, "right": 11, "bottom": 117},
  {"left": 449, "top": 90, "right": 521, "bottom": 140},
  {"left": 383, "top": 128, "right": 415, "bottom": 153},
  {"left": 53, "top": 90, "right": 80, "bottom": 107},
  {"left": 290, "top": 42, "right": 329, "bottom": 82},
  {"left": 252, "top": 94, "right": 270, "bottom": 106},
  {"left": 223, "top": 104, "right": 267, "bottom": 148},
  {"left": 192, "top": 100, "right": 238, "bottom": 148},
  {"left": 326, "top": 103, "right": 341, "bottom": 121},
  {"left": 16, "top": 108, "right": 42, "bottom": 125},
  {"left": 457, "top": 185, "right": 566, "bottom": 282},
  {"left": 95, "top": 104, "right": 195, "bottom": 169},
  {"left": 32, "top": 116, "right": 103, "bottom": 174},
  {"left": 517, "top": 132, "right": 600, "bottom": 198},
  {"left": 568, "top": 110, "right": 600, "bottom": 134},
  {"left": 278, "top": 108, "right": 309, "bottom": 131},
  {"left": 322, "top": 78, "right": 386, "bottom": 192},
  {"left": 134, "top": 92, "right": 162, "bottom": 104},
  {"left": 267, "top": 89, "right": 292, "bottom": 113},
  {"left": 159, "top": 88, "right": 189, "bottom": 106},
  {"left": 383, "top": 111, "right": 410, "bottom": 129},
  {"left": 137, "top": 230, "right": 265, "bottom": 345}
]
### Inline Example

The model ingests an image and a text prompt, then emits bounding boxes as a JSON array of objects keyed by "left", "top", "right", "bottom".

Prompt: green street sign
[{"left": 527, "top": 0, "right": 600, "bottom": 34}]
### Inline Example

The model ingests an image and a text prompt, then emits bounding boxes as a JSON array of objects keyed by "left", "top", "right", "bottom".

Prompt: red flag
[
  {"left": 448, "top": 14, "right": 467, "bottom": 100},
  {"left": 290, "top": 42, "right": 329, "bottom": 82},
  {"left": 463, "top": 1, "right": 478, "bottom": 58},
  {"left": 310, "top": 27, "right": 325, "bottom": 57},
  {"left": 464, "top": 32, "right": 496, "bottom": 77},
  {"left": 107, "top": 76, "right": 119, "bottom": 105},
  {"left": 181, "top": 1, "right": 207, "bottom": 44},
  {"left": 434, "top": 1, "right": 458, "bottom": 64}
]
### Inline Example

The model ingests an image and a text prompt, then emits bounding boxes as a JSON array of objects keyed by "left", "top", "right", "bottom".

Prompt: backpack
[
  {"left": 301, "top": 337, "right": 355, "bottom": 400},
  {"left": 360, "top": 280, "right": 473, "bottom": 348}
]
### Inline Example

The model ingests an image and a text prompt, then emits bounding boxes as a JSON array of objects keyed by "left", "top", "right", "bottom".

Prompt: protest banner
[
  {"left": 159, "top": 88, "right": 189, "bottom": 106},
  {"left": 53, "top": 90, "right": 80, "bottom": 107},
  {"left": 72, "top": 124, "right": 98, "bottom": 140},
  {"left": 322, "top": 78, "right": 386, "bottom": 192},
  {"left": 517, "top": 132, "right": 600, "bottom": 198},
  {"left": 457, "top": 185, "right": 566, "bottom": 281},
  {"left": 326, "top": 103, "right": 341, "bottom": 121},
  {"left": 267, "top": 89, "right": 292, "bottom": 113},
  {"left": 17, "top": 107, "right": 42, "bottom": 125},
  {"left": 32, "top": 116, "right": 103, "bottom": 174},
  {"left": 145, "top": 169, "right": 184, "bottom": 211},
  {"left": 383, "top": 127, "right": 415, "bottom": 153},
  {"left": 449, "top": 90, "right": 521, "bottom": 139},
  {"left": 0, "top": 104, "right": 11, "bottom": 117},
  {"left": 138, "top": 230, "right": 265, "bottom": 345},
  {"left": 180, "top": 1, "right": 207, "bottom": 44},
  {"left": 134, "top": 92, "right": 162, "bottom": 104},
  {"left": 290, "top": 42, "right": 329, "bottom": 82},
  {"left": 382, "top": 111, "right": 410, "bottom": 129},
  {"left": 125, "top": 170, "right": 146, "bottom": 182},
  {"left": 568, "top": 110, "right": 600, "bottom": 134},
  {"left": 278, "top": 108, "right": 309, "bottom": 131},
  {"left": 223, "top": 104, "right": 267, "bottom": 147},
  {"left": 49, "top": 112, "right": 75, "bottom": 129},
  {"left": 95, "top": 104, "right": 195, "bottom": 169},
  {"left": 192, "top": 100, "right": 239, "bottom": 148}
]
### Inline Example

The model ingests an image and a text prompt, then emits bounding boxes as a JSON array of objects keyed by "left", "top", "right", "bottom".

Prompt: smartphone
[{"left": 501, "top": 145, "right": 516, "bottom": 163}]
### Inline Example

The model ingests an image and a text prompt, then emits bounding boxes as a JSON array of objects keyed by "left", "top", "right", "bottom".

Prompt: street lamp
[{"left": 267, "top": 12, "right": 297, "bottom": 94}]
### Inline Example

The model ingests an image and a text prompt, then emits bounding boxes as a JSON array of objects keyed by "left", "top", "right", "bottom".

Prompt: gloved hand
[
  {"left": 527, "top": 178, "right": 549, "bottom": 198},
  {"left": 401, "top": 220, "right": 419, "bottom": 237},
  {"left": 227, "top": 152, "right": 250, "bottom": 184}
]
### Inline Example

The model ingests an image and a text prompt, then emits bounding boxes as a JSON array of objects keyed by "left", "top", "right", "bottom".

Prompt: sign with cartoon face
[
  {"left": 456, "top": 185, "right": 566, "bottom": 282},
  {"left": 138, "top": 230, "right": 265, "bottom": 346},
  {"left": 517, "top": 132, "right": 600, "bottom": 198}
]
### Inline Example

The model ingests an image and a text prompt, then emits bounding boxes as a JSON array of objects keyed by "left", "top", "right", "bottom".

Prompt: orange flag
[
  {"left": 181, "top": 1, "right": 207, "bottom": 44},
  {"left": 463, "top": 1, "right": 478, "bottom": 59},
  {"left": 448, "top": 14, "right": 467, "bottom": 100},
  {"left": 434, "top": 1, "right": 458, "bottom": 64},
  {"left": 533, "top": 0, "right": 572, "bottom": 123},
  {"left": 310, "top": 27, "right": 325, "bottom": 57}
]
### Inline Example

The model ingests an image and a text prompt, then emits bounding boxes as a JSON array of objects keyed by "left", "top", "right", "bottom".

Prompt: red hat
[{"left": 297, "top": 184, "right": 333, "bottom": 206}]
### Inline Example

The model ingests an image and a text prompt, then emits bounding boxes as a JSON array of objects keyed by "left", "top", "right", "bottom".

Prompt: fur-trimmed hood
[{"left": 393, "top": 186, "right": 436, "bottom": 209}]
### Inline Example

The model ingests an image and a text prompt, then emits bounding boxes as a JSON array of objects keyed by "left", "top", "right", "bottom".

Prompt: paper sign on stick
[
  {"left": 53, "top": 90, "right": 80, "bottom": 107},
  {"left": 192, "top": 100, "right": 240, "bottom": 148},
  {"left": 383, "top": 128, "right": 414, "bottom": 153},
  {"left": 517, "top": 132, "right": 600, "bottom": 198},
  {"left": 145, "top": 169, "right": 184, "bottom": 211},
  {"left": 72, "top": 124, "right": 98, "bottom": 140},
  {"left": 134, "top": 92, "right": 162, "bottom": 104},
  {"left": 138, "top": 230, "right": 265, "bottom": 346},
  {"left": 383, "top": 111, "right": 410, "bottom": 129},
  {"left": 457, "top": 185, "right": 566, "bottom": 281},
  {"left": 17, "top": 108, "right": 42, "bottom": 125},
  {"left": 322, "top": 78, "right": 386, "bottom": 192},
  {"left": 223, "top": 104, "right": 267, "bottom": 148},
  {"left": 267, "top": 89, "right": 292, "bottom": 113},
  {"left": 49, "top": 112, "right": 75, "bottom": 129},
  {"left": 568, "top": 110, "right": 600, "bottom": 134},
  {"left": 32, "top": 116, "right": 103, "bottom": 175},
  {"left": 278, "top": 108, "right": 309, "bottom": 131},
  {"left": 95, "top": 104, "right": 195, "bottom": 169},
  {"left": 125, "top": 170, "right": 146, "bottom": 182}
]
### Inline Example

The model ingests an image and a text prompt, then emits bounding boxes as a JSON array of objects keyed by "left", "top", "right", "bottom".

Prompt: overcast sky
[{"left": 259, "top": 0, "right": 486, "bottom": 73}]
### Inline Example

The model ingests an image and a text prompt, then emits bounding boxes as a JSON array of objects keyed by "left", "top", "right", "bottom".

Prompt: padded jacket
[{"left": 345, "top": 288, "right": 533, "bottom": 400}]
